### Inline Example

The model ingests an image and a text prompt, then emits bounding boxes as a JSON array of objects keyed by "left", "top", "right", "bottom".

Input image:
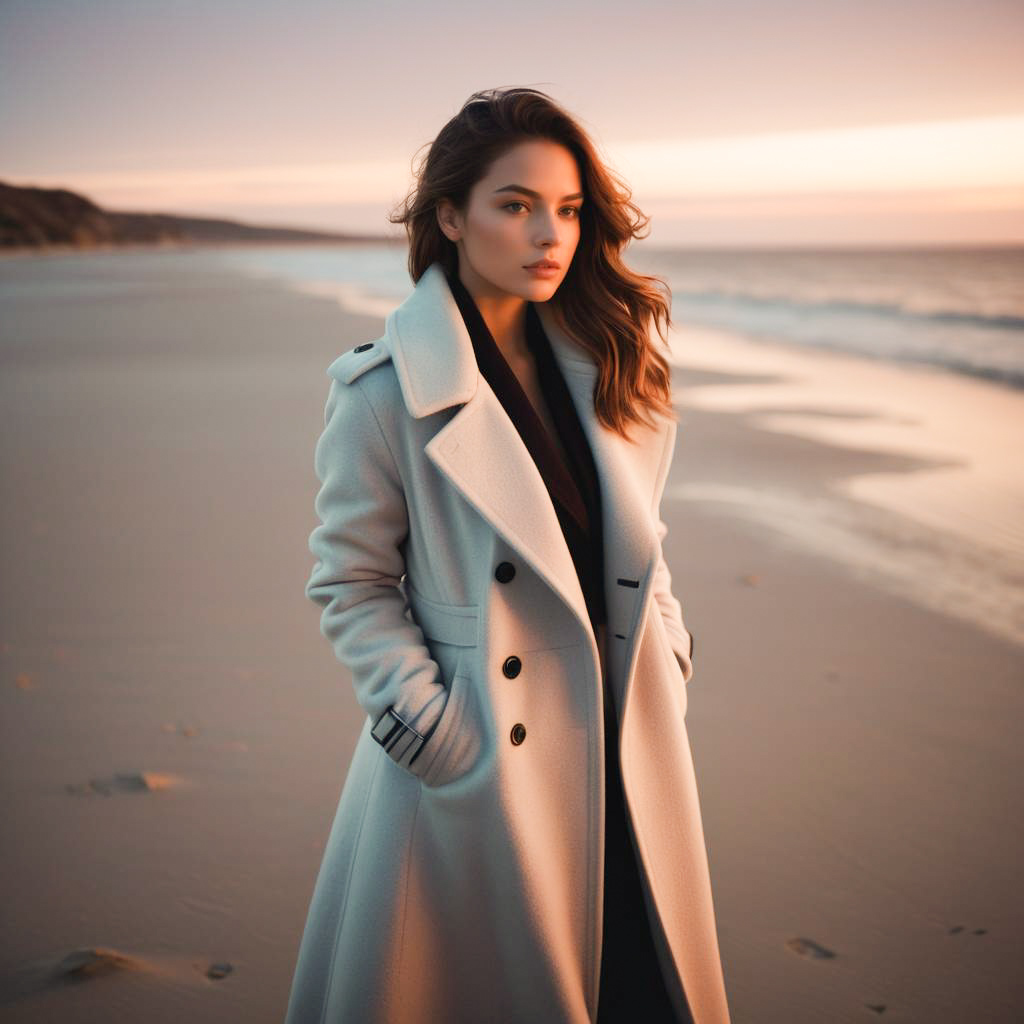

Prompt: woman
[{"left": 284, "top": 88, "right": 731, "bottom": 1024}]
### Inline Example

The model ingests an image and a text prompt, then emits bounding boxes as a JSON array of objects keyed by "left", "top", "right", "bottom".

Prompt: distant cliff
[{"left": 0, "top": 181, "right": 393, "bottom": 250}]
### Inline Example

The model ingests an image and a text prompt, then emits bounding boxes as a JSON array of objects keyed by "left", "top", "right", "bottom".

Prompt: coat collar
[
  {"left": 385, "top": 260, "right": 599, "bottom": 420},
  {"left": 383, "top": 261, "right": 674, "bottom": 693}
]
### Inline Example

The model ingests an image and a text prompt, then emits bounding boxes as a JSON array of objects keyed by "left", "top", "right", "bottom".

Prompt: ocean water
[
  {"left": 4, "top": 241, "right": 1022, "bottom": 389},
  {"left": 203, "top": 241, "right": 1024, "bottom": 390},
  {"left": 630, "top": 244, "right": 1024, "bottom": 389}
]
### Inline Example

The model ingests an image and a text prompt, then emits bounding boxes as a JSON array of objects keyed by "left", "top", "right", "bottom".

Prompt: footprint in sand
[
  {"left": 57, "top": 947, "right": 148, "bottom": 981},
  {"left": 64, "top": 771, "right": 186, "bottom": 796},
  {"left": 0, "top": 947, "right": 153, "bottom": 1003},
  {"left": 785, "top": 936, "right": 837, "bottom": 959},
  {"left": 785, "top": 940, "right": 893, "bottom": 1017},
  {"left": 0, "top": 947, "right": 236, "bottom": 1004},
  {"left": 57, "top": 948, "right": 234, "bottom": 983}
]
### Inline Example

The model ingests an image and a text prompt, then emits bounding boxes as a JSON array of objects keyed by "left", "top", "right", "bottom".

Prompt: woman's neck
[{"left": 454, "top": 266, "right": 530, "bottom": 363}]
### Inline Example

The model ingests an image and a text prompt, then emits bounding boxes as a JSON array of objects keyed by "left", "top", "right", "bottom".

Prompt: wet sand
[{"left": 0, "top": 249, "right": 1021, "bottom": 1022}]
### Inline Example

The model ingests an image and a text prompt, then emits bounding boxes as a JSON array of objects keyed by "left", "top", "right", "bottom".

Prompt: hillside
[{"left": 0, "top": 180, "right": 392, "bottom": 250}]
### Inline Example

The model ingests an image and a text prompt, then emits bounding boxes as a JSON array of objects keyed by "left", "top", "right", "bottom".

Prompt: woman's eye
[{"left": 503, "top": 202, "right": 581, "bottom": 217}]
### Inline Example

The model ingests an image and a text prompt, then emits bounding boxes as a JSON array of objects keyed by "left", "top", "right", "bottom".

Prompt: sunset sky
[{"left": 2, "top": 0, "right": 1022, "bottom": 247}]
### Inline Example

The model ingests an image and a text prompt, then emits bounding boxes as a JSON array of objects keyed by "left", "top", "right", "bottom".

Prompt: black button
[
  {"left": 502, "top": 655, "right": 522, "bottom": 678},
  {"left": 510, "top": 723, "right": 526, "bottom": 745},
  {"left": 353, "top": 342, "right": 374, "bottom": 353},
  {"left": 494, "top": 561, "right": 516, "bottom": 583}
]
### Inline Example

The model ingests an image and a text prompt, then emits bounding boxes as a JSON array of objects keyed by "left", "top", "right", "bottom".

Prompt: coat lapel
[
  {"left": 384, "top": 262, "right": 671, "bottom": 681},
  {"left": 543, "top": 309, "right": 676, "bottom": 711}
]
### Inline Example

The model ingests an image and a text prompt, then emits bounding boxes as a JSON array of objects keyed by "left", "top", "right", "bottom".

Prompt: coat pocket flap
[{"left": 404, "top": 582, "right": 479, "bottom": 647}]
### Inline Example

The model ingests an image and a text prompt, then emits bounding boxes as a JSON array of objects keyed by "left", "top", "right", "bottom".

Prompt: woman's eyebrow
[{"left": 493, "top": 184, "right": 584, "bottom": 201}]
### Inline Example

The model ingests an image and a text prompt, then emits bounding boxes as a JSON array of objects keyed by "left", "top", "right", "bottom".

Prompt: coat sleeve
[
  {"left": 305, "top": 375, "right": 448, "bottom": 775},
  {"left": 652, "top": 514, "right": 695, "bottom": 684}
]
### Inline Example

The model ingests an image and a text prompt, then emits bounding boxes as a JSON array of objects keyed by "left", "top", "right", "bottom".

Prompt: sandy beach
[{"left": 1, "top": 248, "right": 1021, "bottom": 1022}]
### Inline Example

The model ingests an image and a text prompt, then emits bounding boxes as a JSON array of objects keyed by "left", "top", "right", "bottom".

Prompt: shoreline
[{"left": 665, "top": 323, "right": 1024, "bottom": 649}]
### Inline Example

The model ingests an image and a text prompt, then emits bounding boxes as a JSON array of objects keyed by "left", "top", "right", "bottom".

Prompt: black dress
[{"left": 444, "top": 269, "right": 691, "bottom": 1022}]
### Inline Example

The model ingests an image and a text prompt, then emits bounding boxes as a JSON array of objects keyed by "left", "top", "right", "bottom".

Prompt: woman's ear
[{"left": 436, "top": 198, "right": 461, "bottom": 242}]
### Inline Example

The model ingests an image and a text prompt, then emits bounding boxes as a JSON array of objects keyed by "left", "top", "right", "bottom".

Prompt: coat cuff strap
[{"left": 371, "top": 691, "right": 445, "bottom": 769}]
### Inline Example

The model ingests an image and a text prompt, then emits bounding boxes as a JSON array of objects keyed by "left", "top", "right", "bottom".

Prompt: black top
[{"left": 444, "top": 267, "right": 608, "bottom": 635}]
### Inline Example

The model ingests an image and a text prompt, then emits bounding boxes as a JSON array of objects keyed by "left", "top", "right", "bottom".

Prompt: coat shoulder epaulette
[{"left": 326, "top": 337, "right": 392, "bottom": 385}]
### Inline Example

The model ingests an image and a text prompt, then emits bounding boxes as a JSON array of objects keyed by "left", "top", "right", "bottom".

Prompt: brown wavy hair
[{"left": 388, "top": 86, "right": 677, "bottom": 439}]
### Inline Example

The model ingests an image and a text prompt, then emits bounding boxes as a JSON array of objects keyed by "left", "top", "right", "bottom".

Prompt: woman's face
[{"left": 438, "top": 138, "right": 584, "bottom": 302}]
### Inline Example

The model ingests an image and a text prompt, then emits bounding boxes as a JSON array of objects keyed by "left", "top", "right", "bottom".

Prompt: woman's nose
[{"left": 532, "top": 214, "right": 559, "bottom": 246}]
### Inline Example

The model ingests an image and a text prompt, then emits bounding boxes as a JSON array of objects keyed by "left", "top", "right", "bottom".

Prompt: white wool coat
[{"left": 284, "top": 262, "right": 731, "bottom": 1023}]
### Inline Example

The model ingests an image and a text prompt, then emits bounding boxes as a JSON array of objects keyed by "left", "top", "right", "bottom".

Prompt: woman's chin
[{"left": 517, "top": 277, "right": 563, "bottom": 301}]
